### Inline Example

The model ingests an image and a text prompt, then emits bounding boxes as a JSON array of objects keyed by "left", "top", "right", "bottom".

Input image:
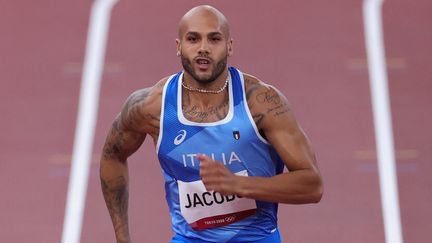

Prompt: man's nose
[{"left": 198, "top": 39, "right": 210, "bottom": 54}]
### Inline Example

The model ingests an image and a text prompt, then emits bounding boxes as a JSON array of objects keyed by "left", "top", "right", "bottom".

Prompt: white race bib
[{"left": 178, "top": 170, "right": 257, "bottom": 230}]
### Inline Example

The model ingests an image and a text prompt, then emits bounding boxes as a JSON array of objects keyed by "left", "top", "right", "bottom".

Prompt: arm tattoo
[
  {"left": 273, "top": 109, "right": 290, "bottom": 117},
  {"left": 266, "top": 104, "right": 290, "bottom": 117},
  {"left": 255, "top": 90, "right": 291, "bottom": 118},
  {"left": 245, "top": 78, "right": 292, "bottom": 138},
  {"left": 245, "top": 78, "right": 261, "bottom": 102},
  {"left": 143, "top": 113, "right": 160, "bottom": 131},
  {"left": 256, "top": 90, "right": 281, "bottom": 105},
  {"left": 120, "top": 89, "right": 151, "bottom": 130},
  {"left": 102, "top": 120, "right": 124, "bottom": 161},
  {"left": 101, "top": 175, "right": 129, "bottom": 239},
  {"left": 100, "top": 88, "right": 156, "bottom": 243}
]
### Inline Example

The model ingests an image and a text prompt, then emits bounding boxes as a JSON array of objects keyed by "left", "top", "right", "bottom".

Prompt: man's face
[{"left": 176, "top": 13, "right": 233, "bottom": 83}]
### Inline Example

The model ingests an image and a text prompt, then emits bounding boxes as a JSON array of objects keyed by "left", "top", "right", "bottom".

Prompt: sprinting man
[{"left": 100, "top": 5, "right": 323, "bottom": 243}]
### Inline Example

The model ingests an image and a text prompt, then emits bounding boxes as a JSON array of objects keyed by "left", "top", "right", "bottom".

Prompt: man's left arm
[{"left": 199, "top": 83, "right": 323, "bottom": 204}]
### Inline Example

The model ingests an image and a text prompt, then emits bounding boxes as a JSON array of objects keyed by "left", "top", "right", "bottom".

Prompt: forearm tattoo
[{"left": 101, "top": 175, "right": 129, "bottom": 238}]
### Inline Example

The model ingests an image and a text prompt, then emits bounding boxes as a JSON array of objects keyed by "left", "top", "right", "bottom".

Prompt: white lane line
[
  {"left": 61, "top": 0, "right": 119, "bottom": 243},
  {"left": 363, "top": 1, "right": 404, "bottom": 243}
]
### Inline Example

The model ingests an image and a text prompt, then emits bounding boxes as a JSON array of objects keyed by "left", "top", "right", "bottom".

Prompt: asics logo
[{"left": 174, "top": 130, "right": 187, "bottom": 145}]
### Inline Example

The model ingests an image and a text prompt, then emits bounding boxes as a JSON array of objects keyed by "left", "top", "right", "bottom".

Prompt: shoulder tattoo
[{"left": 245, "top": 78, "right": 291, "bottom": 127}]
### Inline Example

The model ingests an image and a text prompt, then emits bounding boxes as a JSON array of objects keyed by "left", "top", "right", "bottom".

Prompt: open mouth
[{"left": 196, "top": 58, "right": 211, "bottom": 70}]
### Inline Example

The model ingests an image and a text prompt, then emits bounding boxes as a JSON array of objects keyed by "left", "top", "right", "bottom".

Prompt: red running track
[{"left": 0, "top": 0, "right": 431, "bottom": 242}]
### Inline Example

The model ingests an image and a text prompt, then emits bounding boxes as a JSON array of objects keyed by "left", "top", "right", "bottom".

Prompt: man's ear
[
  {"left": 176, "top": 39, "right": 181, "bottom": 56},
  {"left": 227, "top": 38, "right": 233, "bottom": 57}
]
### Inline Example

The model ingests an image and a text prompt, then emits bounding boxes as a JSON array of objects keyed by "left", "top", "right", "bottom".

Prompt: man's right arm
[{"left": 100, "top": 89, "right": 150, "bottom": 243}]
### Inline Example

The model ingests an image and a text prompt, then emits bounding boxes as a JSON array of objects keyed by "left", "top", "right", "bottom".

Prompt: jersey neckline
[{"left": 177, "top": 72, "right": 235, "bottom": 127}]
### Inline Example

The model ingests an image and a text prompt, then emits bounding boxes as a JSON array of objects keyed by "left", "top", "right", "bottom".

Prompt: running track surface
[{"left": 1, "top": 1, "right": 431, "bottom": 242}]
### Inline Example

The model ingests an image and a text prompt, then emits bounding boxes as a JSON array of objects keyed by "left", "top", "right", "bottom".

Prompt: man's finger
[{"left": 197, "top": 153, "right": 212, "bottom": 163}]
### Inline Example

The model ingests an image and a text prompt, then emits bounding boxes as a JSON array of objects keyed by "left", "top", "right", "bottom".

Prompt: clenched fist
[{"left": 198, "top": 154, "right": 243, "bottom": 196}]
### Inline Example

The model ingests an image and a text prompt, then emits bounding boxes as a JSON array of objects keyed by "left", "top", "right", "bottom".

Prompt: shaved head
[
  {"left": 176, "top": 5, "right": 233, "bottom": 84},
  {"left": 178, "top": 5, "right": 230, "bottom": 39}
]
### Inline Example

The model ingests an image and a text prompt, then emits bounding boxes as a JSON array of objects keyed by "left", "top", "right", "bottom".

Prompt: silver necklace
[{"left": 182, "top": 75, "right": 229, "bottom": 94}]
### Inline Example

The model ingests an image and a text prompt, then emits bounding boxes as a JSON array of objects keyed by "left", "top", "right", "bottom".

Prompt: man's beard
[{"left": 181, "top": 54, "right": 228, "bottom": 84}]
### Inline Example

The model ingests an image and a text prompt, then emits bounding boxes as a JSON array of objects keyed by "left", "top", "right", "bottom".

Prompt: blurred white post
[
  {"left": 61, "top": 0, "right": 118, "bottom": 243},
  {"left": 363, "top": 1, "right": 403, "bottom": 243}
]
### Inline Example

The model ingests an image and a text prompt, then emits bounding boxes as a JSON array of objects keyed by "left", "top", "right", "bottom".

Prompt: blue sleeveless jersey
[{"left": 156, "top": 67, "right": 285, "bottom": 242}]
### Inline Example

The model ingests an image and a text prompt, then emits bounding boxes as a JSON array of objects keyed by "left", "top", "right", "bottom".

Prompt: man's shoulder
[
  {"left": 241, "top": 73, "right": 278, "bottom": 101},
  {"left": 240, "top": 72, "right": 292, "bottom": 131},
  {"left": 126, "top": 76, "right": 171, "bottom": 108},
  {"left": 121, "top": 76, "right": 172, "bottom": 120},
  {"left": 118, "top": 76, "right": 172, "bottom": 134},
  {"left": 241, "top": 72, "right": 289, "bottom": 112}
]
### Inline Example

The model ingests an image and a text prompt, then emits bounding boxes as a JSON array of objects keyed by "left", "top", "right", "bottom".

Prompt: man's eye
[{"left": 187, "top": 37, "right": 197, "bottom": 42}]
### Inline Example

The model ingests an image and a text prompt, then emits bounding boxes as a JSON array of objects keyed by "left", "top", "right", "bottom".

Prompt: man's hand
[{"left": 198, "top": 154, "right": 241, "bottom": 196}]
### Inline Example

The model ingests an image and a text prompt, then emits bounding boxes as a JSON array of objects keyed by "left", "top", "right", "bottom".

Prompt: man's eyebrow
[
  {"left": 185, "top": 31, "right": 199, "bottom": 36},
  {"left": 184, "top": 31, "right": 223, "bottom": 36},
  {"left": 183, "top": 31, "right": 225, "bottom": 40},
  {"left": 208, "top": 31, "right": 223, "bottom": 36}
]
